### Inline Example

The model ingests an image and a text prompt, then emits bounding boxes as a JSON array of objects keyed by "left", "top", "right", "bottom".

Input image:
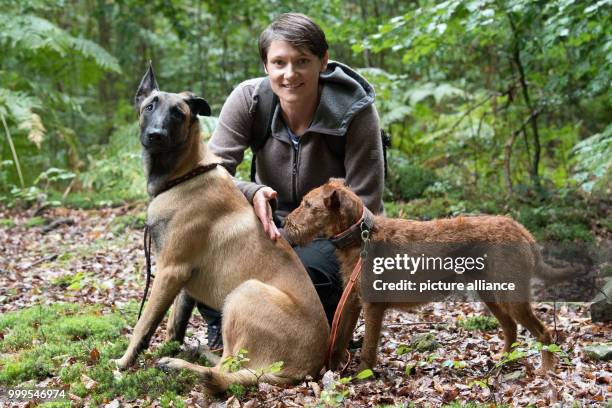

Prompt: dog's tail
[
  {"left": 201, "top": 367, "right": 293, "bottom": 395},
  {"left": 533, "top": 245, "right": 586, "bottom": 282}
]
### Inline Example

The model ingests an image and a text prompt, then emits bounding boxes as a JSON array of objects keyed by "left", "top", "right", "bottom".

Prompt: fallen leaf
[{"left": 90, "top": 347, "right": 100, "bottom": 363}]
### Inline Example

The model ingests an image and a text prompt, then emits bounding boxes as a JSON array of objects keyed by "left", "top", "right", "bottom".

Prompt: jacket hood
[
  {"left": 309, "top": 60, "right": 375, "bottom": 136},
  {"left": 250, "top": 60, "right": 375, "bottom": 139}
]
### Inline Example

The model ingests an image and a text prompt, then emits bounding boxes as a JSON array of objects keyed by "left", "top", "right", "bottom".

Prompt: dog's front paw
[
  {"left": 111, "top": 356, "right": 132, "bottom": 371},
  {"left": 157, "top": 357, "right": 187, "bottom": 372}
]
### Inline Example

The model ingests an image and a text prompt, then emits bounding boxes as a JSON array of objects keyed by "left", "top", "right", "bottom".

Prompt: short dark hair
[{"left": 259, "top": 13, "right": 329, "bottom": 63}]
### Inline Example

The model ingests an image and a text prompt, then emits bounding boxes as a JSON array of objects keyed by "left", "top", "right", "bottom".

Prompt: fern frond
[
  {"left": 0, "top": 14, "right": 121, "bottom": 73},
  {"left": 0, "top": 87, "right": 41, "bottom": 123},
  {"left": 67, "top": 36, "right": 121, "bottom": 73}
]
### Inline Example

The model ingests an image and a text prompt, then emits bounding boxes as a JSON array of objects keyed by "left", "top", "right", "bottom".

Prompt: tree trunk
[
  {"left": 96, "top": 0, "right": 115, "bottom": 144},
  {"left": 507, "top": 13, "right": 542, "bottom": 191}
]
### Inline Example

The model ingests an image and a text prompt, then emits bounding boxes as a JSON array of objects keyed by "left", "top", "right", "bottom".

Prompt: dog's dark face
[
  {"left": 135, "top": 63, "right": 211, "bottom": 153},
  {"left": 285, "top": 179, "right": 363, "bottom": 246}
]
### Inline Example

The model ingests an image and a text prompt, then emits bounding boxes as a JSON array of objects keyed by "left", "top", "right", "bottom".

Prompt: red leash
[
  {"left": 325, "top": 258, "right": 363, "bottom": 370},
  {"left": 322, "top": 205, "right": 374, "bottom": 370}
]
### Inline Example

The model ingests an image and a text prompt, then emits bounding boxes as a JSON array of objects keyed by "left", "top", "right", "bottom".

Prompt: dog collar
[
  {"left": 330, "top": 206, "right": 376, "bottom": 249},
  {"left": 154, "top": 163, "right": 220, "bottom": 197}
]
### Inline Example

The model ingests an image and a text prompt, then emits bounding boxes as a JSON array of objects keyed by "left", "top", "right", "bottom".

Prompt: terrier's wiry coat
[{"left": 285, "top": 179, "right": 576, "bottom": 373}]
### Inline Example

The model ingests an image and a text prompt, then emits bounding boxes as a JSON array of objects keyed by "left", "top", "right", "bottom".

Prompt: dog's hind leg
[
  {"left": 166, "top": 290, "right": 195, "bottom": 343},
  {"left": 484, "top": 302, "right": 517, "bottom": 354},
  {"left": 358, "top": 302, "right": 386, "bottom": 371},
  {"left": 116, "top": 265, "right": 191, "bottom": 369},
  {"left": 507, "top": 302, "right": 554, "bottom": 372},
  {"left": 156, "top": 358, "right": 293, "bottom": 394}
]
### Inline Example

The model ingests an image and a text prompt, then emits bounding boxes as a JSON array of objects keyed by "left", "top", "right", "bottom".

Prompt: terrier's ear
[
  {"left": 186, "top": 96, "right": 211, "bottom": 117},
  {"left": 135, "top": 61, "right": 159, "bottom": 112},
  {"left": 323, "top": 189, "right": 341, "bottom": 211}
]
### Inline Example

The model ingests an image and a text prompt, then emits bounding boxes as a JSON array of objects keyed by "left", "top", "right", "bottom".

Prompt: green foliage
[
  {"left": 513, "top": 191, "right": 595, "bottom": 242},
  {"left": 221, "top": 348, "right": 250, "bottom": 372},
  {"left": 495, "top": 340, "right": 571, "bottom": 369},
  {"left": 151, "top": 341, "right": 182, "bottom": 359},
  {"left": 0, "top": 0, "right": 607, "bottom": 254},
  {"left": 77, "top": 122, "right": 146, "bottom": 205},
  {"left": 228, "top": 383, "right": 246, "bottom": 399},
  {"left": 160, "top": 391, "right": 187, "bottom": 408},
  {"left": 0, "top": 218, "right": 16, "bottom": 228},
  {"left": 23, "top": 216, "right": 45, "bottom": 228},
  {"left": 457, "top": 316, "right": 499, "bottom": 331},
  {"left": 50, "top": 271, "right": 93, "bottom": 291},
  {"left": 385, "top": 149, "right": 437, "bottom": 201},
  {"left": 411, "top": 333, "right": 440, "bottom": 352},
  {"left": 442, "top": 359, "right": 467, "bottom": 370},
  {"left": 0, "top": 14, "right": 120, "bottom": 73},
  {"left": 571, "top": 123, "right": 612, "bottom": 194},
  {"left": 396, "top": 344, "right": 411, "bottom": 356},
  {"left": 316, "top": 369, "right": 373, "bottom": 407},
  {"left": 110, "top": 213, "right": 146, "bottom": 235}
]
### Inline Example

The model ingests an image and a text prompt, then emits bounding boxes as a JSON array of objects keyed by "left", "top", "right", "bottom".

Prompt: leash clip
[{"left": 360, "top": 221, "right": 370, "bottom": 259}]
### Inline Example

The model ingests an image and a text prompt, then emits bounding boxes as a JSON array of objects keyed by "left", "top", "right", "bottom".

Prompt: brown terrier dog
[
  {"left": 114, "top": 64, "right": 328, "bottom": 394},
  {"left": 285, "top": 179, "right": 575, "bottom": 373}
]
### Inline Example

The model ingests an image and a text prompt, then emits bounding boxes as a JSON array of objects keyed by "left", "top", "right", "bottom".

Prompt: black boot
[{"left": 196, "top": 303, "right": 223, "bottom": 350}]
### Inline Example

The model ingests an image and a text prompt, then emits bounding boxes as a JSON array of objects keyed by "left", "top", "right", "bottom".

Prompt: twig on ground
[{"left": 42, "top": 217, "right": 75, "bottom": 234}]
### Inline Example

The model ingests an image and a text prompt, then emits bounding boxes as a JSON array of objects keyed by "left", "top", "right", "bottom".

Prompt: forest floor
[{"left": 0, "top": 205, "right": 610, "bottom": 407}]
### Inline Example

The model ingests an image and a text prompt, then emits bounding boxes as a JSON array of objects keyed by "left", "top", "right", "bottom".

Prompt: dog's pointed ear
[
  {"left": 186, "top": 96, "right": 212, "bottom": 117},
  {"left": 323, "top": 188, "right": 341, "bottom": 211},
  {"left": 135, "top": 61, "right": 159, "bottom": 112}
]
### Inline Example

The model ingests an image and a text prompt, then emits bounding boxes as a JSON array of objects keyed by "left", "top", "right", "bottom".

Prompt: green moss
[
  {"left": 110, "top": 212, "right": 146, "bottom": 235},
  {"left": 160, "top": 391, "right": 187, "bottom": 408},
  {"left": 228, "top": 383, "right": 246, "bottom": 399},
  {"left": 38, "top": 402, "right": 71, "bottom": 408},
  {"left": 151, "top": 340, "right": 182, "bottom": 359},
  {"left": 24, "top": 216, "right": 46, "bottom": 228},
  {"left": 457, "top": 316, "right": 499, "bottom": 332},
  {"left": 0, "top": 218, "right": 16, "bottom": 228},
  {"left": 0, "top": 302, "right": 203, "bottom": 404},
  {"left": 59, "top": 362, "right": 83, "bottom": 383},
  {"left": 411, "top": 333, "right": 439, "bottom": 352}
]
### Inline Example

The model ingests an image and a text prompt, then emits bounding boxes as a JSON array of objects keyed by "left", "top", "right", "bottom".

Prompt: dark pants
[
  {"left": 293, "top": 239, "right": 342, "bottom": 325},
  {"left": 197, "top": 239, "right": 342, "bottom": 347}
]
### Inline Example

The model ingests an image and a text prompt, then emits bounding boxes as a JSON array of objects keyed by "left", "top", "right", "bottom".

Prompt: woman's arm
[{"left": 209, "top": 81, "right": 280, "bottom": 240}]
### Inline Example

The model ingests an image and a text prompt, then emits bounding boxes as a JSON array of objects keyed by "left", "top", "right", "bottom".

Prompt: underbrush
[{"left": 384, "top": 188, "right": 599, "bottom": 243}]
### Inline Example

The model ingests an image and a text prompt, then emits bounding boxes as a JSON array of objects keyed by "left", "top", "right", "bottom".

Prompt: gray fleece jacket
[{"left": 209, "top": 61, "right": 384, "bottom": 222}]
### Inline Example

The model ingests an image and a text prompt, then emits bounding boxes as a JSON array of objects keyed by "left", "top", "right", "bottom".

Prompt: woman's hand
[{"left": 253, "top": 187, "right": 281, "bottom": 241}]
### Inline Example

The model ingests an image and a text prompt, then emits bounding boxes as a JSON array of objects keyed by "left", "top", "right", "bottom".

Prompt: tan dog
[
  {"left": 114, "top": 64, "right": 329, "bottom": 394},
  {"left": 285, "top": 179, "right": 575, "bottom": 373}
]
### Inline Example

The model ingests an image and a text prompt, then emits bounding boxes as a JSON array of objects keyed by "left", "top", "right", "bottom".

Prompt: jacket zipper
[{"left": 292, "top": 145, "right": 300, "bottom": 206}]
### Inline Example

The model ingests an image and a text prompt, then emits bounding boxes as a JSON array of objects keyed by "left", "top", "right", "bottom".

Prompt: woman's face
[{"left": 264, "top": 40, "right": 328, "bottom": 105}]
